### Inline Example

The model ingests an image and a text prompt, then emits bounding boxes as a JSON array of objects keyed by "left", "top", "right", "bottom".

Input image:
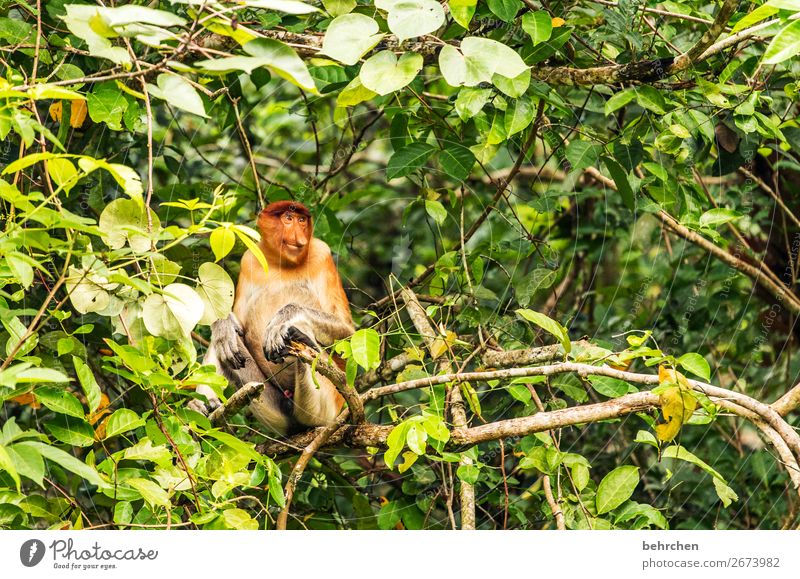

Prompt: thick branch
[
  {"left": 773, "top": 382, "right": 800, "bottom": 417},
  {"left": 208, "top": 381, "right": 264, "bottom": 425}
]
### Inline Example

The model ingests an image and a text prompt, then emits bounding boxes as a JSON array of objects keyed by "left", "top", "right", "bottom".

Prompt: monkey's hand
[
  {"left": 210, "top": 314, "right": 247, "bottom": 370},
  {"left": 263, "top": 319, "right": 318, "bottom": 363}
]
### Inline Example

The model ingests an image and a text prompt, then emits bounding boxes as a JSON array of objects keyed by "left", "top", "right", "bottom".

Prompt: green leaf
[
  {"left": 47, "top": 158, "right": 78, "bottom": 191},
  {"left": 438, "top": 37, "right": 528, "bottom": 87},
  {"left": 387, "top": 142, "right": 436, "bottom": 179},
  {"left": 425, "top": 200, "right": 448, "bottom": 225},
  {"left": 126, "top": 477, "right": 170, "bottom": 508},
  {"left": 105, "top": 409, "right": 145, "bottom": 439},
  {"left": 662, "top": 444, "right": 725, "bottom": 480},
  {"left": 73, "top": 356, "right": 101, "bottom": 414},
  {"left": 487, "top": 0, "right": 522, "bottom": 22},
  {"left": 438, "top": 144, "right": 475, "bottom": 181},
  {"left": 448, "top": 0, "right": 477, "bottom": 28},
  {"left": 589, "top": 375, "right": 630, "bottom": 398},
  {"left": 602, "top": 155, "right": 634, "bottom": 209},
  {"left": 604, "top": 88, "right": 636, "bottom": 116},
  {"left": 17, "top": 441, "right": 105, "bottom": 487},
  {"left": 456, "top": 463, "right": 480, "bottom": 484},
  {"left": 375, "top": 0, "right": 445, "bottom": 41},
  {"left": 516, "top": 309, "right": 571, "bottom": 353},
  {"left": 504, "top": 99, "right": 535, "bottom": 136},
  {"left": 197, "top": 39, "right": 317, "bottom": 93},
  {"left": 351, "top": 328, "right": 381, "bottom": 370},
  {"left": 196, "top": 262, "right": 235, "bottom": 326},
  {"left": 454, "top": 87, "right": 492, "bottom": 121},
  {"left": 636, "top": 86, "right": 668, "bottom": 115},
  {"left": 359, "top": 51, "right": 423, "bottom": 95},
  {"left": 384, "top": 422, "right": 410, "bottom": 469},
  {"left": 45, "top": 417, "right": 95, "bottom": 447},
  {"left": 731, "top": 4, "right": 778, "bottom": 34},
  {"left": 405, "top": 423, "right": 427, "bottom": 454},
  {"left": 142, "top": 283, "right": 205, "bottom": 340},
  {"left": 87, "top": 82, "right": 128, "bottom": 130},
  {"left": 98, "top": 198, "right": 159, "bottom": 252},
  {"left": 6, "top": 443, "right": 44, "bottom": 488},
  {"left": 150, "top": 74, "right": 207, "bottom": 118},
  {"left": 0, "top": 445, "right": 21, "bottom": 491},
  {"left": 323, "top": 0, "right": 356, "bottom": 16},
  {"left": 763, "top": 20, "right": 800, "bottom": 64},
  {"left": 699, "top": 208, "right": 740, "bottom": 229},
  {"left": 35, "top": 386, "right": 84, "bottom": 419},
  {"left": 320, "top": 13, "right": 384, "bottom": 65},
  {"left": 712, "top": 476, "right": 738, "bottom": 507},
  {"left": 377, "top": 500, "right": 402, "bottom": 529},
  {"left": 677, "top": 353, "right": 711, "bottom": 381},
  {"left": 336, "top": 76, "right": 377, "bottom": 107},
  {"left": 565, "top": 140, "right": 601, "bottom": 172},
  {"left": 242, "top": 38, "right": 317, "bottom": 93},
  {"left": 521, "top": 11, "right": 552, "bottom": 45},
  {"left": 596, "top": 465, "right": 640, "bottom": 515}
]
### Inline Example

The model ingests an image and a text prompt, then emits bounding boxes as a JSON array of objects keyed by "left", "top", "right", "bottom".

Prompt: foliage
[{"left": 0, "top": 0, "right": 799, "bottom": 530}]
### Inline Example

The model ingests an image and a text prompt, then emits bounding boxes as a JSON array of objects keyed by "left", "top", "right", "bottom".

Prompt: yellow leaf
[
  {"left": 552, "top": 17, "right": 566, "bottom": 27},
  {"left": 48, "top": 99, "right": 88, "bottom": 128},
  {"left": 654, "top": 385, "right": 697, "bottom": 442},
  {"left": 70, "top": 100, "right": 88, "bottom": 128},
  {"left": 397, "top": 451, "right": 418, "bottom": 473},
  {"left": 49, "top": 101, "right": 62, "bottom": 122}
]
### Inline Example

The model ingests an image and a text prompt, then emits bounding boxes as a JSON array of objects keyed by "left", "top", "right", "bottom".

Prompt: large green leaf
[
  {"left": 350, "top": 328, "right": 381, "bottom": 370},
  {"left": 196, "top": 262, "right": 235, "bottom": 326},
  {"left": 142, "top": 283, "right": 205, "bottom": 340},
  {"left": 359, "top": 51, "right": 423, "bottom": 95},
  {"left": 149, "top": 74, "right": 207, "bottom": 118},
  {"left": 521, "top": 10, "right": 552, "bottom": 45},
  {"left": 376, "top": 0, "right": 445, "bottom": 41},
  {"left": 439, "top": 37, "right": 528, "bottom": 87},
  {"left": 763, "top": 20, "right": 800, "bottom": 64},
  {"left": 387, "top": 142, "right": 436, "bottom": 179},
  {"left": 320, "top": 14, "right": 384, "bottom": 65},
  {"left": 516, "top": 309, "right": 571, "bottom": 353},
  {"left": 596, "top": 465, "right": 640, "bottom": 515}
]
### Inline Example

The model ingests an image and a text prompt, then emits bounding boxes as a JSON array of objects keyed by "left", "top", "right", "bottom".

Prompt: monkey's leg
[{"left": 290, "top": 363, "right": 342, "bottom": 427}]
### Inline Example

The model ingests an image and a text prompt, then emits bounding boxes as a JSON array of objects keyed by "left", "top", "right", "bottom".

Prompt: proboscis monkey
[{"left": 190, "top": 201, "right": 354, "bottom": 435}]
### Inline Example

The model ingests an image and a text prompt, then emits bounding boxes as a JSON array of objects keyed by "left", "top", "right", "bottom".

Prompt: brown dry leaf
[
  {"left": 11, "top": 392, "right": 41, "bottom": 409},
  {"left": 88, "top": 393, "right": 111, "bottom": 425},
  {"left": 94, "top": 413, "right": 111, "bottom": 440}
]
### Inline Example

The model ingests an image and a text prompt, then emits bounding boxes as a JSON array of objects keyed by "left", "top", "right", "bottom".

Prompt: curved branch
[{"left": 290, "top": 342, "right": 365, "bottom": 424}]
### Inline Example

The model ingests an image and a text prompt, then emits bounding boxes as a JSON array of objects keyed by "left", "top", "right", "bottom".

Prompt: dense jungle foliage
[{"left": 1, "top": 0, "right": 800, "bottom": 531}]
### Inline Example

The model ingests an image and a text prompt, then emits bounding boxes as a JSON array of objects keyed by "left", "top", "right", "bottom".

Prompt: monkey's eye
[
  {"left": 297, "top": 215, "right": 307, "bottom": 224},
  {"left": 282, "top": 212, "right": 293, "bottom": 223}
]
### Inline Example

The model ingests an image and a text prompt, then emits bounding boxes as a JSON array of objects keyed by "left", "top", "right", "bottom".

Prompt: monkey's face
[{"left": 260, "top": 208, "right": 312, "bottom": 267}]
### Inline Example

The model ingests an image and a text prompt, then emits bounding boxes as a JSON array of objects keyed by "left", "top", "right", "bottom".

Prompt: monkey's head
[{"left": 258, "top": 200, "right": 313, "bottom": 267}]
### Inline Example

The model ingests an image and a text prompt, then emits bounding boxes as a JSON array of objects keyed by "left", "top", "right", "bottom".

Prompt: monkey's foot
[
  {"left": 263, "top": 325, "right": 318, "bottom": 363},
  {"left": 187, "top": 396, "right": 222, "bottom": 416}
]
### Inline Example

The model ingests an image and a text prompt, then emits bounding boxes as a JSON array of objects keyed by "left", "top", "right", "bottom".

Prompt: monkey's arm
[{"left": 209, "top": 313, "right": 247, "bottom": 370}]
